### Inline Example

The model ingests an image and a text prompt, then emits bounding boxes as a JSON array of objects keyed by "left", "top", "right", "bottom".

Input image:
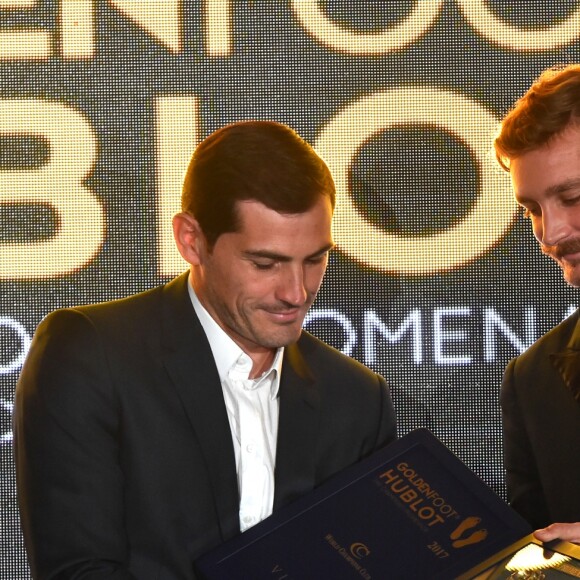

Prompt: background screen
[{"left": 2, "top": 1, "right": 580, "bottom": 576}]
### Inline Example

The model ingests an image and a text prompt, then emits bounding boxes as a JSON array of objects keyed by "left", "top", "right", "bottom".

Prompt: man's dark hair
[
  {"left": 495, "top": 64, "right": 580, "bottom": 171},
  {"left": 182, "top": 120, "right": 336, "bottom": 247}
]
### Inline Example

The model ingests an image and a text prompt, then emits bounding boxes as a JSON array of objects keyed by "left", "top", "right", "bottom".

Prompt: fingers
[{"left": 534, "top": 522, "right": 580, "bottom": 544}]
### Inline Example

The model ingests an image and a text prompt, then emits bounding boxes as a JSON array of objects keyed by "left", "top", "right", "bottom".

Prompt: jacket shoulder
[
  {"left": 40, "top": 274, "right": 188, "bottom": 330},
  {"left": 514, "top": 308, "right": 579, "bottom": 369},
  {"left": 296, "top": 331, "right": 377, "bottom": 378}
]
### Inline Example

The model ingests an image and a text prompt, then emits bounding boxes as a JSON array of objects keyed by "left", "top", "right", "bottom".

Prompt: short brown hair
[
  {"left": 495, "top": 64, "right": 580, "bottom": 171},
  {"left": 182, "top": 120, "right": 336, "bottom": 247}
]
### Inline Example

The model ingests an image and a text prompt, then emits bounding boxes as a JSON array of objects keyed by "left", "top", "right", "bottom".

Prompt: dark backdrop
[{"left": 2, "top": 1, "right": 580, "bottom": 576}]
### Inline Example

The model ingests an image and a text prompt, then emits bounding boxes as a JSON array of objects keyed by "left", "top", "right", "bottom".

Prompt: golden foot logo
[{"left": 450, "top": 516, "right": 488, "bottom": 548}]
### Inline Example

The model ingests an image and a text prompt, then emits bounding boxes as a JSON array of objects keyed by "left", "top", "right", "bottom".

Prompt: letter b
[{"left": 0, "top": 100, "right": 103, "bottom": 279}]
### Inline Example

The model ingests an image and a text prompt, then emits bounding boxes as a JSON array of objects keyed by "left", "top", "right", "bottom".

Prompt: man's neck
[{"left": 247, "top": 350, "right": 276, "bottom": 379}]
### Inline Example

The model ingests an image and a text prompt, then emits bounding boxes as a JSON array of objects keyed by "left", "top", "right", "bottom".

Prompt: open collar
[
  {"left": 158, "top": 273, "right": 324, "bottom": 534},
  {"left": 549, "top": 310, "right": 580, "bottom": 403}
]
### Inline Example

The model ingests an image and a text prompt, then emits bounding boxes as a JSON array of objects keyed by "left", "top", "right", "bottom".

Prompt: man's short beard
[{"left": 541, "top": 239, "right": 580, "bottom": 288}]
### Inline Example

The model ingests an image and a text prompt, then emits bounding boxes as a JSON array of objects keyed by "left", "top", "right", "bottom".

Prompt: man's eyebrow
[
  {"left": 516, "top": 178, "right": 580, "bottom": 206},
  {"left": 242, "top": 243, "right": 335, "bottom": 262},
  {"left": 546, "top": 178, "right": 580, "bottom": 196}
]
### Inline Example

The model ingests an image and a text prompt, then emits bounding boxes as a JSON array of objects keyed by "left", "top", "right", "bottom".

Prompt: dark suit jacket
[
  {"left": 14, "top": 273, "right": 396, "bottom": 579},
  {"left": 501, "top": 309, "right": 580, "bottom": 529}
]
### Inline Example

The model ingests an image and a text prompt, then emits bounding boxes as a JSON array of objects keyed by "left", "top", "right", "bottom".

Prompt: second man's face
[
  {"left": 511, "top": 122, "right": 580, "bottom": 287},
  {"left": 193, "top": 196, "right": 334, "bottom": 359}
]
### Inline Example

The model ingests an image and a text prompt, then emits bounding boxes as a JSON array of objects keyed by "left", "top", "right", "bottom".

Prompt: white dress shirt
[{"left": 188, "top": 283, "right": 283, "bottom": 532}]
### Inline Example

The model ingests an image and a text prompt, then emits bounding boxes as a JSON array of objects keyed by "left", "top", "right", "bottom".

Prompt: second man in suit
[{"left": 495, "top": 64, "right": 580, "bottom": 544}]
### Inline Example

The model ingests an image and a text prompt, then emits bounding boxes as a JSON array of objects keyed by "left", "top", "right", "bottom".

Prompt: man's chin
[
  {"left": 561, "top": 265, "right": 580, "bottom": 288},
  {"left": 255, "top": 324, "right": 303, "bottom": 349},
  {"left": 564, "top": 276, "right": 580, "bottom": 288}
]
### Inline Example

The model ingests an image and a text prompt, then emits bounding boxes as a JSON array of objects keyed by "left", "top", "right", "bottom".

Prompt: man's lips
[{"left": 262, "top": 307, "right": 304, "bottom": 322}]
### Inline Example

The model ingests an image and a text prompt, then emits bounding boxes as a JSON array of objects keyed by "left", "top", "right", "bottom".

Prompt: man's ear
[{"left": 173, "top": 212, "right": 206, "bottom": 266}]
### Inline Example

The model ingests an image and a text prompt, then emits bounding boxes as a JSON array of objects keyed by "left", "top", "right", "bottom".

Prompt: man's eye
[
  {"left": 521, "top": 206, "right": 538, "bottom": 219},
  {"left": 253, "top": 261, "right": 274, "bottom": 270},
  {"left": 563, "top": 196, "right": 580, "bottom": 207}
]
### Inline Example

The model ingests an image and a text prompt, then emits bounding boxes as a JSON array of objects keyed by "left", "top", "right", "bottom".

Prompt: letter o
[
  {"left": 456, "top": 0, "right": 580, "bottom": 50},
  {"left": 0, "top": 317, "right": 31, "bottom": 375},
  {"left": 315, "top": 88, "right": 516, "bottom": 274},
  {"left": 291, "top": 0, "right": 444, "bottom": 54},
  {"left": 303, "top": 309, "right": 357, "bottom": 356},
  {"left": 417, "top": 506, "right": 436, "bottom": 520},
  {"left": 1, "top": 398, "right": 14, "bottom": 443}
]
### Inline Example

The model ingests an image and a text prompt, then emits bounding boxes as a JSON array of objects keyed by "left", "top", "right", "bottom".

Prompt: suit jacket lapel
[
  {"left": 273, "top": 341, "right": 321, "bottom": 510},
  {"left": 549, "top": 311, "right": 580, "bottom": 402},
  {"left": 160, "top": 273, "right": 240, "bottom": 540}
]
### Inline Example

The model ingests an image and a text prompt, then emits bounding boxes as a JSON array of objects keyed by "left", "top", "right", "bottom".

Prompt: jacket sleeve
[
  {"left": 14, "top": 309, "right": 137, "bottom": 580},
  {"left": 374, "top": 374, "right": 397, "bottom": 451},
  {"left": 500, "top": 357, "right": 550, "bottom": 529}
]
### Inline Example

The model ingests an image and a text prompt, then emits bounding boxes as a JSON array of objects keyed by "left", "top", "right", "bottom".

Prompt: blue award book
[{"left": 195, "top": 429, "right": 532, "bottom": 579}]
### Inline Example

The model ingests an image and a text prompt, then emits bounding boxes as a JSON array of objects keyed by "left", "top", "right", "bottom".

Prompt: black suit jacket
[
  {"left": 501, "top": 309, "right": 580, "bottom": 529},
  {"left": 14, "top": 273, "right": 396, "bottom": 579}
]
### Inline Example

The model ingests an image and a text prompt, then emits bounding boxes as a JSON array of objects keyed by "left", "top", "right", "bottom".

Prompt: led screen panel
[{"left": 2, "top": 1, "right": 580, "bottom": 576}]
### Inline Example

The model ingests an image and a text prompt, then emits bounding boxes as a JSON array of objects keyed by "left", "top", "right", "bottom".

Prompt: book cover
[{"left": 195, "top": 429, "right": 532, "bottom": 580}]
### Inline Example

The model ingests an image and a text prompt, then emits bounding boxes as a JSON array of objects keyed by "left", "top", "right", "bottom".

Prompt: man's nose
[
  {"left": 537, "top": 207, "right": 573, "bottom": 246},
  {"left": 277, "top": 266, "right": 308, "bottom": 306}
]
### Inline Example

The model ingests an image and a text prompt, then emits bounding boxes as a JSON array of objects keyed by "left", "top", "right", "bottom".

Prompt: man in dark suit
[
  {"left": 14, "top": 121, "right": 397, "bottom": 578},
  {"left": 495, "top": 65, "right": 580, "bottom": 544}
]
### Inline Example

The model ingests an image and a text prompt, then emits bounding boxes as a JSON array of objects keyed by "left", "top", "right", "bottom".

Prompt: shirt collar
[{"left": 187, "top": 279, "right": 283, "bottom": 395}]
